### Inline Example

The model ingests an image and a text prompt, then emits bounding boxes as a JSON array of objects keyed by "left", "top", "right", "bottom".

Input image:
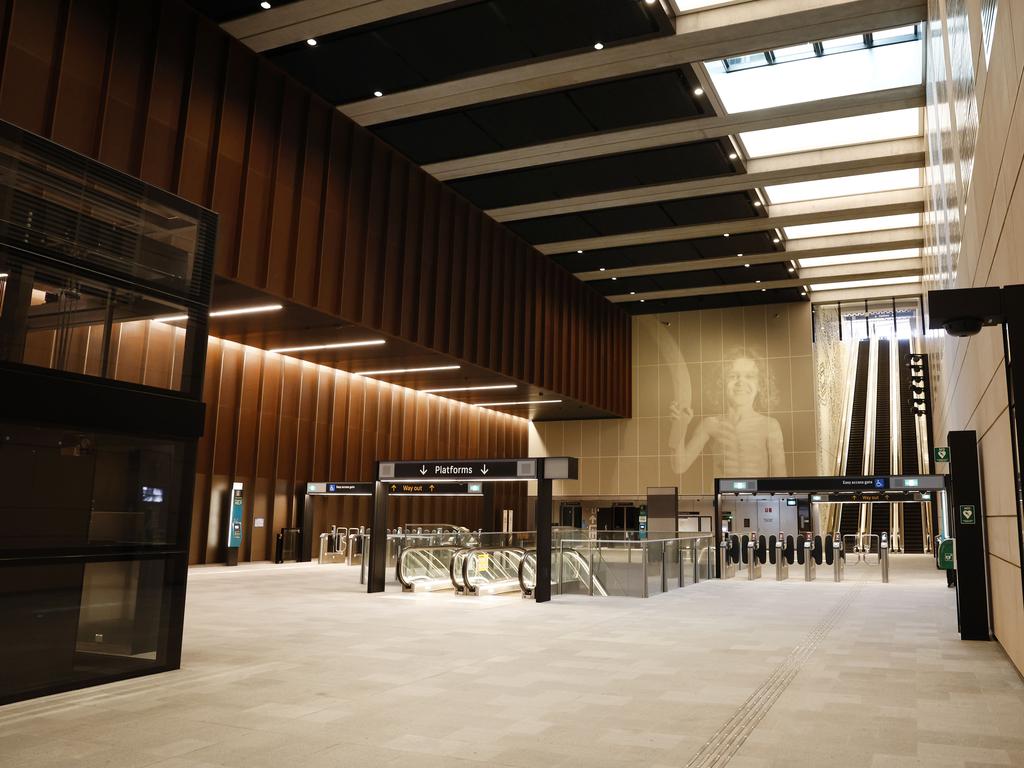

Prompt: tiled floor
[{"left": 2, "top": 555, "right": 1023, "bottom": 768}]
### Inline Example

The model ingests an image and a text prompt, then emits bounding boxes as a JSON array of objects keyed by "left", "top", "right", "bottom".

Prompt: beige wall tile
[
  {"left": 742, "top": 305, "right": 768, "bottom": 353},
  {"left": 637, "top": 417, "right": 660, "bottom": 456},
  {"left": 562, "top": 421, "right": 582, "bottom": 457},
  {"left": 700, "top": 309, "right": 723, "bottom": 362},
  {"left": 765, "top": 306, "right": 790, "bottom": 359},
  {"left": 676, "top": 312, "right": 700, "bottom": 362},
  {"left": 580, "top": 457, "right": 600, "bottom": 495},
  {"left": 790, "top": 355, "right": 813, "bottom": 410},
  {"left": 580, "top": 421, "right": 600, "bottom": 458},
  {"left": 599, "top": 458, "right": 620, "bottom": 495},
  {"left": 766, "top": 357, "right": 793, "bottom": 413},
  {"left": 792, "top": 410, "right": 816, "bottom": 453},
  {"left": 637, "top": 368, "right": 659, "bottom": 418},
  {"left": 618, "top": 457, "right": 639, "bottom": 496},
  {"left": 637, "top": 315, "right": 660, "bottom": 366},
  {"left": 788, "top": 304, "right": 812, "bottom": 354},
  {"left": 721, "top": 307, "right": 745, "bottom": 353},
  {"left": 599, "top": 420, "right": 620, "bottom": 457}
]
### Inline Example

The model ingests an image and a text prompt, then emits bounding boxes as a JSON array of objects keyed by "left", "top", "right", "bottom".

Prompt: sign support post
[
  {"left": 368, "top": 474, "right": 388, "bottom": 593},
  {"left": 535, "top": 464, "right": 552, "bottom": 603}
]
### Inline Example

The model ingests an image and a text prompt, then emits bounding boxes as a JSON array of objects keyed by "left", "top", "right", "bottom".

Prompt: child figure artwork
[{"left": 668, "top": 346, "right": 787, "bottom": 478}]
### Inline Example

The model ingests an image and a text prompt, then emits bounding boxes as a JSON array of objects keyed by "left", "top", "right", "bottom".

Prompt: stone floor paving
[{"left": 1, "top": 555, "right": 1023, "bottom": 767}]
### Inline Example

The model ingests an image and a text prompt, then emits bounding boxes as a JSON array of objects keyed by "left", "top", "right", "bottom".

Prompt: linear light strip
[
  {"left": 357, "top": 365, "right": 461, "bottom": 376},
  {"left": 422, "top": 384, "right": 517, "bottom": 393},
  {"left": 153, "top": 303, "right": 284, "bottom": 324},
  {"left": 475, "top": 400, "right": 563, "bottom": 407},
  {"left": 270, "top": 340, "right": 386, "bottom": 353}
]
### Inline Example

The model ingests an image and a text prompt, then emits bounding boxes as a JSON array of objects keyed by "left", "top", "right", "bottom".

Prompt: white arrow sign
[
  {"left": 419, "top": 464, "right": 428, "bottom": 475},
  {"left": 480, "top": 464, "right": 489, "bottom": 475}
]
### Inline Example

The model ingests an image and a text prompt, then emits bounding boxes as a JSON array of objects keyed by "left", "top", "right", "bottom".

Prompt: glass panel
[
  {"left": 741, "top": 108, "right": 921, "bottom": 158},
  {"left": 0, "top": 423, "right": 188, "bottom": 550},
  {"left": 798, "top": 247, "right": 920, "bottom": 269},
  {"left": 809, "top": 276, "right": 921, "bottom": 293},
  {"left": 765, "top": 168, "right": 921, "bottom": 204},
  {"left": 0, "top": 258, "right": 190, "bottom": 390},
  {"left": 706, "top": 38, "right": 922, "bottom": 113},
  {"left": 0, "top": 557, "right": 173, "bottom": 702},
  {"left": 783, "top": 213, "right": 922, "bottom": 239}
]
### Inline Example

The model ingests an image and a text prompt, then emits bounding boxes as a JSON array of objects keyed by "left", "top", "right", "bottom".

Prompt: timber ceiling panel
[
  {"left": 550, "top": 231, "right": 782, "bottom": 272},
  {"left": 187, "top": 0, "right": 304, "bottom": 22}
]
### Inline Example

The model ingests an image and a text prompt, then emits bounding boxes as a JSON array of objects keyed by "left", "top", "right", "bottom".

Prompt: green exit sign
[
  {"left": 934, "top": 446, "right": 950, "bottom": 462},
  {"left": 960, "top": 505, "right": 977, "bottom": 525}
]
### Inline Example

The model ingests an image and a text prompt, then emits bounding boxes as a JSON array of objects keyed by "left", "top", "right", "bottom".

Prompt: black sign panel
[
  {"left": 386, "top": 481, "right": 483, "bottom": 496},
  {"left": 306, "top": 482, "right": 374, "bottom": 495},
  {"left": 379, "top": 459, "right": 538, "bottom": 481}
]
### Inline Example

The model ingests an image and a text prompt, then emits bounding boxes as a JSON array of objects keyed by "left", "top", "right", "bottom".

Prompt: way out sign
[
  {"left": 959, "top": 505, "right": 977, "bottom": 525},
  {"left": 934, "top": 446, "right": 950, "bottom": 463}
]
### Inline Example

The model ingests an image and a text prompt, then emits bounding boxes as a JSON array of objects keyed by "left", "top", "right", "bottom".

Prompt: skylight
[
  {"left": 784, "top": 213, "right": 922, "bottom": 239},
  {"left": 798, "top": 247, "right": 921, "bottom": 268},
  {"left": 765, "top": 168, "right": 922, "bottom": 204},
  {"left": 706, "top": 35, "right": 923, "bottom": 113},
  {"left": 809, "top": 275, "right": 920, "bottom": 292},
  {"left": 740, "top": 108, "right": 922, "bottom": 158}
]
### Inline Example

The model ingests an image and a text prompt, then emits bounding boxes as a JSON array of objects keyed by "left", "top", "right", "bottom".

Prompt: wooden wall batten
[{"left": 0, "top": 0, "right": 631, "bottom": 417}]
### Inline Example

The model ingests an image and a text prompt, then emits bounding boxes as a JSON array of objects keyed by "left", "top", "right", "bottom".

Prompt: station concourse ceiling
[{"left": 184, "top": 0, "right": 929, "bottom": 414}]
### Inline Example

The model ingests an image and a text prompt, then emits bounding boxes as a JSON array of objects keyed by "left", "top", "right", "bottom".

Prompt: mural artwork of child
[{"left": 669, "top": 350, "right": 787, "bottom": 478}]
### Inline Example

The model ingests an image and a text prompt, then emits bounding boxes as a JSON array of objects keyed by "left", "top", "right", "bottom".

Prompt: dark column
[
  {"left": 367, "top": 479, "right": 388, "bottom": 593},
  {"left": 535, "top": 476, "right": 552, "bottom": 603},
  {"left": 482, "top": 483, "right": 496, "bottom": 531},
  {"left": 947, "top": 430, "right": 990, "bottom": 640},
  {"left": 713, "top": 480, "right": 722, "bottom": 578},
  {"left": 297, "top": 490, "right": 313, "bottom": 562},
  {"left": 1002, "top": 285, "right": 1024, "bottom": 603}
]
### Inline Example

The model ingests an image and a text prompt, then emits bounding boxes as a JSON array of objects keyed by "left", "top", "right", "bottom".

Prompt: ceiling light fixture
[
  {"left": 788, "top": 267, "right": 795, "bottom": 273},
  {"left": 599, "top": 268, "right": 606, "bottom": 272},
  {"left": 728, "top": 152, "right": 738, "bottom": 160},
  {"left": 744, "top": 263, "right": 750, "bottom": 268},
  {"left": 357, "top": 364, "right": 460, "bottom": 376},
  {"left": 800, "top": 291, "right": 807, "bottom": 296},
  {"left": 577, "top": 249, "right": 584, "bottom": 254},
  {"left": 723, "top": 233, "right": 730, "bottom": 237},
  {"left": 693, "top": 87, "right": 704, "bottom": 96},
  {"left": 761, "top": 288, "right": 767, "bottom": 292},
  {"left": 422, "top": 384, "right": 517, "bottom": 394},
  {"left": 629, "top": 291, "right": 636, "bottom": 295},
  {"left": 373, "top": 90, "right": 383, "bottom": 97},
  {"left": 0, "top": 273, "right": 7, "bottom": 279},
  {"left": 153, "top": 303, "right": 284, "bottom": 324},
  {"left": 772, "top": 237, "right": 781, "bottom": 244},
  {"left": 260, "top": 1, "right": 271, "bottom": 8},
  {"left": 594, "top": 42, "right": 604, "bottom": 50},
  {"left": 753, "top": 201, "right": 762, "bottom": 207},
  {"left": 755, "top": 280, "right": 761, "bottom": 283},
  {"left": 476, "top": 400, "right": 563, "bottom": 407},
  {"left": 271, "top": 339, "right": 385, "bottom": 354},
  {"left": 640, "top": 299, "right": 646, "bottom": 303},
  {"left": 611, "top": 277, "right": 617, "bottom": 281},
  {"left": 737, "top": 253, "right": 743, "bottom": 258},
  {"left": 306, "top": 38, "right": 317, "bottom": 46}
]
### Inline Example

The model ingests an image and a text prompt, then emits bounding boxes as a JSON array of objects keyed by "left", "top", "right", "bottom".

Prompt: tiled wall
[
  {"left": 924, "top": 0, "right": 1024, "bottom": 672},
  {"left": 531, "top": 303, "right": 816, "bottom": 496}
]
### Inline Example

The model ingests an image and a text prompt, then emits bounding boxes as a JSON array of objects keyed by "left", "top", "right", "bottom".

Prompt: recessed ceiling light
[
  {"left": 577, "top": 249, "right": 584, "bottom": 254},
  {"left": 761, "top": 288, "right": 767, "bottom": 292},
  {"left": 788, "top": 267, "right": 795, "bottom": 272},
  {"left": 599, "top": 268, "right": 606, "bottom": 272},
  {"left": 260, "top": 1, "right": 271, "bottom": 8},
  {"left": 306, "top": 38, "right": 317, "bottom": 46},
  {"left": 645, "top": 0, "right": 656, "bottom": 4},
  {"left": 271, "top": 339, "right": 384, "bottom": 354},
  {"left": 423, "top": 384, "right": 517, "bottom": 393},
  {"left": 476, "top": 400, "right": 563, "bottom": 407},
  {"left": 640, "top": 299, "right": 646, "bottom": 303},
  {"left": 694, "top": 87, "right": 704, "bottom": 96},
  {"left": 611, "top": 277, "right": 617, "bottom": 281},
  {"left": 755, "top": 280, "right": 761, "bottom": 283},
  {"left": 373, "top": 90, "right": 383, "bottom": 97},
  {"left": 737, "top": 253, "right": 743, "bottom": 257},
  {"left": 744, "top": 263, "right": 750, "bottom": 268},
  {"left": 630, "top": 291, "right": 636, "bottom": 295},
  {"left": 594, "top": 42, "right": 604, "bottom": 50},
  {"left": 753, "top": 201, "right": 762, "bottom": 207},
  {"left": 0, "top": 273, "right": 7, "bottom": 279},
  {"left": 800, "top": 291, "right": 807, "bottom": 296},
  {"left": 772, "top": 237, "right": 781, "bottom": 244},
  {"left": 357, "top": 364, "right": 460, "bottom": 376},
  {"left": 723, "top": 233, "right": 730, "bottom": 237},
  {"left": 728, "top": 152, "right": 738, "bottom": 160}
]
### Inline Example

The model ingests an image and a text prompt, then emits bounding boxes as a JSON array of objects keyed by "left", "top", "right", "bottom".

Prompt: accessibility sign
[
  {"left": 959, "top": 504, "right": 976, "bottom": 525},
  {"left": 934, "top": 446, "right": 950, "bottom": 463}
]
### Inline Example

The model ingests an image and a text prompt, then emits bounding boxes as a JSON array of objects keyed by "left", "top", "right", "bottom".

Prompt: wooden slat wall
[
  {"left": 0, "top": 0, "right": 632, "bottom": 417},
  {"left": 21, "top": 320, "right": 527, "bottom": 563}
]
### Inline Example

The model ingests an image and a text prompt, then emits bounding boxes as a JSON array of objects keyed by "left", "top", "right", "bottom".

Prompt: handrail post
[
  {"left": 642, "top": 542, "right": 649, "bottom": 598},
  {"left": 588, "top": 541, "right": 594, "bottom": 596}
]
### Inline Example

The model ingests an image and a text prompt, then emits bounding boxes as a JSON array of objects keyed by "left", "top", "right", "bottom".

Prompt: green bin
[{"left": 936, "top": 538, "right": 955, "bottom": 570}]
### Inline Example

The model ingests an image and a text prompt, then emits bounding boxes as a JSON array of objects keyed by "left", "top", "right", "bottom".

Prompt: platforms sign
[{"left": 379, "top": 459, "right": 538, "bottom": 481}]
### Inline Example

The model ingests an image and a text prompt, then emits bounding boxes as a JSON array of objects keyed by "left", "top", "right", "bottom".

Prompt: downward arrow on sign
[
  {"left": 419, "top": 464, "right": 428, "bottom": 475},
  {"left": 480, "top": 464, "right": 489, "bottom": 475}
]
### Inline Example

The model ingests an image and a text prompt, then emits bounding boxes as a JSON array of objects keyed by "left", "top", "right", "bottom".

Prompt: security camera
[{"left": 942, "top": 317, "right": 985, "bottom": 337}]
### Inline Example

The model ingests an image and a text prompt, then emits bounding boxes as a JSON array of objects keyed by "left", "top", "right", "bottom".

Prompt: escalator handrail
[
  {"left": 459, "top": 546, "right": 527, "bottom": 594},
  {"left": 396, "top": 545, "right": 464, "bottom": 590}
]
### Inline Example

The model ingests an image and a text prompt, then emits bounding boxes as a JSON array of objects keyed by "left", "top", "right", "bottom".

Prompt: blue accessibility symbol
[{"left": 874, "top": 478, "right": 885, "bottom": 489}]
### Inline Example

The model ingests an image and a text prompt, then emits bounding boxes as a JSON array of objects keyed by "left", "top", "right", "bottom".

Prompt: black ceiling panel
[
  {"left": 627, "top": 288, "right": 808, "bottom": 315},
  {"left": 187, "top": 0, "right": 303, "bottom": 23},
  {"left": 507, "top": 191, "right": 761, "bottom": 245},
  {"left": 373, "top": 67, "right": 706, "bottom": 165},
  {"left": 450, "top": 139, "right": 736, "bottom": 209},
  {"left": 589, "top": 261, "right": 791, "bottom": 297},
  {"left": 265, "top": 0, "right": 671, "bottom": 105}
]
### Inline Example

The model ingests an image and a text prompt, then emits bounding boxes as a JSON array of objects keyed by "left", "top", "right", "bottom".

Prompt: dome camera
[{"left": 943, "top": 317, "right": 985, "bottom": 337}]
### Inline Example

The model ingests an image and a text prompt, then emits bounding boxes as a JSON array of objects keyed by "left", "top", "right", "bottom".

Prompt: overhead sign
[
  {"left": 960, "top": 505, "right": 977, "bottom": 525},
  {"left": 386, "top": 482, "right": 483, "bottom": 496},
  {"left": 380, "top": 459, "right": 538, "bottom": 481},
  {"left": 719, "top": 475, "right": 945, "bottom": 493},
  {"left": 934, "top": 446, "right": 950, "bottom": 462},
  {"left": 306, "top": 482, "right": 374, "bottom": 496}
]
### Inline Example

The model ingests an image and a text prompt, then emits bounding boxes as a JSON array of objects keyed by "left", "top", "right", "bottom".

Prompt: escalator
[
  {"left": 898, "top": 339, "right": 926, "bottom": 553},
  {"left": 839, "top": 339, "right": 871, "bottom": 540},
  {"left": 396, "top": 546, "right": 461, "bottom": 591},
  {"left": 452, "top": 547, "right": 526, "bottom": 595},
  {"left": 868, "top": 339, "right": 891, "bottom": 552}
]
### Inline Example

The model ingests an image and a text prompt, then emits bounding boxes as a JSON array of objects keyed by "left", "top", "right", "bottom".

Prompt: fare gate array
[{"left": 719, "top": 532, "right": 891, "bottom": 583}]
